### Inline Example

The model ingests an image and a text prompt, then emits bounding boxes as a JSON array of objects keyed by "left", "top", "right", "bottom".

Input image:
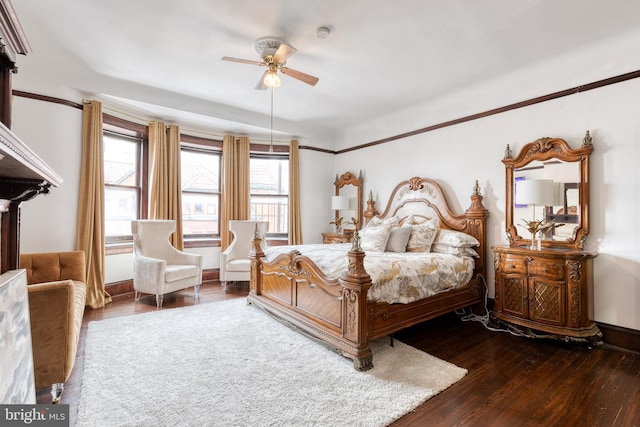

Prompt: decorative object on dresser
[
  {"left": 515, "top": 178, "right": 555, "bottom": 249},
  {"left": 492, "top": 132, "right": 601, "bottom": 345},
  {"left": 249, "top": 176, "right": 489, "bottom": 370}
]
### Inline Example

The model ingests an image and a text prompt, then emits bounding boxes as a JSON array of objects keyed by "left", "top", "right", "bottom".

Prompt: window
[
  {"left": 104, "top": 132, "right": 142, "bottom": 243},
  {"left": 181, "top": 148, "right": 221, "bottom": 239},
  {"left": 250, "top": 155, "right": 289, "bottom": 237}
]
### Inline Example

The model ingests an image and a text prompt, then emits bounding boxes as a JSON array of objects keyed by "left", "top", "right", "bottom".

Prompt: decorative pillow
[
  {"left": 360, "top": 225, "right": 392, "bottom": 252},
  {"left": 385, "top": 225, "right": 412, "bottom": 253},
  {"left": 366, "top": 216, "right": 399, "bottom": 230},
  {"left": 406, "top": 218, "right": 438, "bottom": 252},
  {"left": 431, "top": 243, "right": 479, "bottom": 258},
  {"left": 433, "top": 228, "right": 479, "bottom": 248}
]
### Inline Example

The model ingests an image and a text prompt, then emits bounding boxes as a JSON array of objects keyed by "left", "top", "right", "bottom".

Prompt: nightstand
[{"left": 322, "top": 232, "right": 351, "bottom": 244}]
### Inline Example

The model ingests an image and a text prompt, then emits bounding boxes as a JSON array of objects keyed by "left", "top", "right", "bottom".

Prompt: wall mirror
[
  {"left": 503, "top": 133, "right": 594, "bottom": 249},
  {"left": 333, "top": 171, "right": 363, "bottom": 231}
]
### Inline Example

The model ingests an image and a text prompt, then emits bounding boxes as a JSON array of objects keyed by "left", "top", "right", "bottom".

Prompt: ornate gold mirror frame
[
  {"left": 503, "top": 132, "right": 594, "bottom": 249},
  {"left": 334, "top": 171, "right": 363, "bottom": 229}
]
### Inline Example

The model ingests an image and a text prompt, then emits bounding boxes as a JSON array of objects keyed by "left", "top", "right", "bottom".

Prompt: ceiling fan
[{"left": 222, "top": 37, "right": 319, "bottom": 89}]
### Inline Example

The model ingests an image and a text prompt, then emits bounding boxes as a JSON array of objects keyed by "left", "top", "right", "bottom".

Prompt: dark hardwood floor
[{"left": 39, "top": 281, "right": 640, "bottom": 427}]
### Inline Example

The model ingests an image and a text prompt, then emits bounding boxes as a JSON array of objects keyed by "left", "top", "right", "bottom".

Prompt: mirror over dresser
[
  {"left": 491, "top": 132, "right": 602, "bottom": 345},
  {"left": 322, "top": 171, "right": 363, "bottom": 244}
]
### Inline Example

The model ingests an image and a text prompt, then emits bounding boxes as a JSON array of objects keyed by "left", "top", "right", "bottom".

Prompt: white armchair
[
  {"left": 220, "top": 220, "right": 269, "bottom": 289},
  {"left": 131, "top": 220, "right": 203, "bottom": 308}
]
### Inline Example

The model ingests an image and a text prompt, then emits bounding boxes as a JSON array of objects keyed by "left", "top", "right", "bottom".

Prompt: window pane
[
  {"left": 250, "top": 157, "right": 289, "bottom": 236},
  {"left": 182, "top": 193, "right": 219, "bottom": 236},
  {"left": 181, "top": 150, "right": 219, "bottom": 192},
  {"left": 104, "top": 135, "right": 137, "bottom": 186},
  {"left": 181, "top": 149, "right": 220, "bottom": 237},
  {"left": 250, "top": 195, "right": 288, "bottom": 234},
  {"left": 250, "top": 158, "right": 288, "bottom": 195},
  {"left": 104, "top": 133, "right": 140, "bottom": 241},
  {"left": 105, "top": 187, "right": 137, "bottom": 237}
]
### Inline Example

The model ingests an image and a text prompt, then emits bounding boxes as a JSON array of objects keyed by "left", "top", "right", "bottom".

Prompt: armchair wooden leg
[
  {"left": 194, "top": 284, "right": 201, "bottom": 300},
  {"left": 135, "top": 290, "right": 141, "bottom": 301},
  {"left": 155, "top": 294, "right": 164, "bottom": 308},
  {"left": 51, "top": 383, "right": 64, "bottom": 404}
]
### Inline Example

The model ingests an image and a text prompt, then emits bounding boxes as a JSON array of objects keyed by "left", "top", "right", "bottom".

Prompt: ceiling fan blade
[
  {"left": 273, "top": 44, "right": 297, "bottom": 64},
  {"left": 280, "top": 67, "right": 319, "bottom": 86},
  {"left": 255, "top": 70, "right": 268, "bottom": 90},
  {"left": 221, "top": 56, "right": 264, "bottom": 66}
]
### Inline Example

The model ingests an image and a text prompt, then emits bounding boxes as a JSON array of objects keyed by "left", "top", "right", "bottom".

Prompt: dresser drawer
[
  {"left": 499, "top": 255, "right": 526, "bottom": 274},
  {"left": 322, "top": 233, "right": 351, "bottom": 244},
  {"left": 528, "top": 258, "right": 565, "bottom": 280}
]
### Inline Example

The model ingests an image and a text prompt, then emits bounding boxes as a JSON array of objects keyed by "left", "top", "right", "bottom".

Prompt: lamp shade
[
  {"left": 515, "top": 179, "right": 554, "bottom": 206},
  {"left": 331, "top": 195, "right": 349, "bottom": 210}
]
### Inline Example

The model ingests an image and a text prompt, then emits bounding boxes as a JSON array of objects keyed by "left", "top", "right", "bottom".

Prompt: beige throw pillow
[
  {"left": 406, "top": 218, "right": 438, "bottom": 252},
  {"left": 433, "top": 228, "right": 479, "bottom": 248},
  {"left": 360, "top": 225, "right": 392, "bottom": 252},
  {"left": 385, "top": 225, "right": 412, "bottom": 252}
]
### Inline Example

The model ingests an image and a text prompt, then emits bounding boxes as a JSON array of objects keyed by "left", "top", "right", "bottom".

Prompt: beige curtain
[
  {"left": 288, "top": 139, "right": 303, "bottom": 244},
  {"left": 221, "top": 135, "right": 250, "bottom": 250},
  {"left": 148, "top": 122, "right": 184, "bottom": 249},
  {"left": 77, "top": 100, "right": 111, "bottom": 308}
]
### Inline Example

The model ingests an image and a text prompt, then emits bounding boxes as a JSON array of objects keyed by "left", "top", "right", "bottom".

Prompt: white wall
[
  {"left": 12, "top": 96, "right": 82, "bottom": 253},
  {"left": 335, "top": 78, "right": 640, "bottom": 332}
]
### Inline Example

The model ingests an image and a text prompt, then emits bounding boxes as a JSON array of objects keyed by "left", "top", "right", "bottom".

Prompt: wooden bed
[{"left": 247, "top": 177, "right": 489, "bottom": 370}]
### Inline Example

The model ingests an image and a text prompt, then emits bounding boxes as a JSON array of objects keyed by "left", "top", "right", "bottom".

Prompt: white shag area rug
[{"left": 77, "top": 298, "right": 466, "bottom": 427}]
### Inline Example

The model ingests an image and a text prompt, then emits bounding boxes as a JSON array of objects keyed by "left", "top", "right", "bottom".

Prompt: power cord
[{"left": 457, "top": 274, "right": 557, "bottom": 339}]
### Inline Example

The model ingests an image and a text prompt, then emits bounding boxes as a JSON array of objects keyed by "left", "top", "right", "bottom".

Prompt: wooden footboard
[
  {"left": 248, "top": 235, "right": 375, "bottom": 370},
  {"left": 247, "top": 177, "right": 489, "bottom": 370}
]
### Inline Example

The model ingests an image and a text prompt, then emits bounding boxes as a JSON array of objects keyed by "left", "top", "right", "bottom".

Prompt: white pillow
[
  {"left": 433, "top": 228, "right": 479, "bottom": 248},
  {"left": 366, "top": 216, "right": 399, "bottom": 230},
  {"left": 406, "top": 218, "right": 438, "bottom": 252},
  {"left": 431, "top": 243, "right": 479, "bottom": 258},
  {"left": 360, "top": 225, "right": 392, "bottom": 252},
  {"left": 385, "top": 225, "right": 412, "bottom": 252}
]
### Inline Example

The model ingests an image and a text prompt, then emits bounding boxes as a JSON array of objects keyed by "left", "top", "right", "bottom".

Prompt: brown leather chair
[{"left": 20, "top": 250, "right": 86, "bottom": 403}]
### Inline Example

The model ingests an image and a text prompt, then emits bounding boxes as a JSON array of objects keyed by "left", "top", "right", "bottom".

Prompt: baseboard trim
[{"left": 597, "top": 322, "right": 640, "bottom": 353}]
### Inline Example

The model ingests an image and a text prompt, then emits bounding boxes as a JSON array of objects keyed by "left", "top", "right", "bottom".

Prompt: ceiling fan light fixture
[{"left": 264, "top": 71, "right": 281, "bottom": 88}]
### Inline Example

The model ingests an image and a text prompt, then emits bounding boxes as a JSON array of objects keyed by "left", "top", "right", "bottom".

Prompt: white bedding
[{"left": 264, "top": 243, "right": 475, "bottom": 304}]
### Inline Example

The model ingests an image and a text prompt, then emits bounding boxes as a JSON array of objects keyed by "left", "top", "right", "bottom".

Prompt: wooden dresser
[
  {"left": 322, "top": 232, "right": 351, "bottom": 244},
  {"left": 492, "top": 245, "right": 601, "bottom": 344}
]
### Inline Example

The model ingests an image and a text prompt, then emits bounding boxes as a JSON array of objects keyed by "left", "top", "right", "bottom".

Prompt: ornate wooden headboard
[{"left": 363, "top": 177, "right": 489, "bottom": 278}]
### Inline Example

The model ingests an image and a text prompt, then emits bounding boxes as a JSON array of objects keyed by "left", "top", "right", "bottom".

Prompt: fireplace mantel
[
  {"left": 0, "top": 0, "right": 62, "bottom": 272},
  {"left": 0, "top": 121, "right": 62, "bottom": 210}
]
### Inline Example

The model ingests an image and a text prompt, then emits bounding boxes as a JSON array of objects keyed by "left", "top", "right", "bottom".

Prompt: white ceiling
[{"left": 11, "top": 0, "right": 640, "bottom": 149}]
